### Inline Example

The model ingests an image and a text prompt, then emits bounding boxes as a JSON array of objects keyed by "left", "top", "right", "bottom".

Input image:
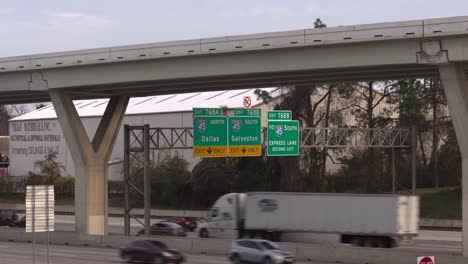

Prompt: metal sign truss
[
  {"left": 301, "top": 128, "right": 410, "bottom": 148},
  {"left": 123, "top": 125, "right": 414, "bottom": 236}
]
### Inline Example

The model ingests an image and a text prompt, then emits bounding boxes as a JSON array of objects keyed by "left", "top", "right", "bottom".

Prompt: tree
[
  {"left": 150, "top": 153, "right": 191, "bottom": 208},
  {"left": 391, "top": 78, "right": 450, "bottom": 188},
  {"left": 189, "top": 158, "right": 237, "bottom": 208},
  {"left": 438, "top": 124, "right": 461, "bottom": 186},
  {"left": 427, "top": 78, "right": 447, "bottom": 188},
  {"left": 351, "top": 81, "right": 396, "bottom": 192},
  {"left": 254, "top": 89, "right": 273, "bottom": 104},
  {"left": 32, "top": 152, "right": 62, "bottom": 179},
  {"left": 8, "top": 105, "right": 28, "bottom": 117},
  {"left": 0, "top": 105, "right": 10, "bottom": 136},
  {"left": 314, "top": 18, "right": 327, "bottom": 28},
  {"left": 36, "top": 103, "right": 47, "bottom": 110}
]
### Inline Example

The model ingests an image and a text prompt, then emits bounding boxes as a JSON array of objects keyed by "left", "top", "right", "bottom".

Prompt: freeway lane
[
  {"left": 0, "top": 241, "right": 335, "bottom": 264},
  {"left": 52, "top": 215, "right": 464, "bottom": 253},
  {"left": 8, "top": 215, "right": 464, "bottom": 254}
]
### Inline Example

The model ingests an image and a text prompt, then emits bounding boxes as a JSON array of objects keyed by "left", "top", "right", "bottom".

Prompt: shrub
[
  {"left": 0, "top": 176, "right": 15, "bottom": 193},
  {"left": 24, "top": 173, "right": 74, "bottom": 198},
  {"left": 53, "top": 176, "right": 74, "bottom": 198},
  {"left": 24, "top": 173, "right": 48, "bottom": 185},
  {"left": 109, "top": 181, "right": 123, "bottom": 194}
]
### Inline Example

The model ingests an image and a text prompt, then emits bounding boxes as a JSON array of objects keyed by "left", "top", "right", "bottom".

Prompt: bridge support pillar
[
  {"left": 50, "top": 92, "right": 129, "bottom": 235},
  {"left": 439, "top": 63, "right": 468, "bottom": 256}
]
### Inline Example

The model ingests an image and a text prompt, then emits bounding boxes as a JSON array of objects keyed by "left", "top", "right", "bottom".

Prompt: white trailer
[{"left": 197, "top": 192, "right": 419, "bottom": 247}]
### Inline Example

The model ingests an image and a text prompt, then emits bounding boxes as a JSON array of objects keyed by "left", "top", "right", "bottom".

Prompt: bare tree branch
[
  {"left": 354, "top": 87, "right": 368, "bottom": 99},
  {"left": 311, "top": 90, "right": 331, "bottom": 115},
  {"left": 350, "top": 103, "right": 367, "bottom": 112}
]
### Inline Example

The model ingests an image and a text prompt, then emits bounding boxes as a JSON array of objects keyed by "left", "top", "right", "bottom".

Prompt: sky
[{"left": 0, "top": 0, "right": 467, "bottom": 57}]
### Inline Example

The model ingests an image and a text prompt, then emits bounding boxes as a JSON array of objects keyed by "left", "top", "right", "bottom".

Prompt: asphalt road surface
[
  {"left": 0, "top": 241, "right": 335, "bottom": 264},
  {"left": 13, "top": 215, "right": 465, "bottom": 254}
]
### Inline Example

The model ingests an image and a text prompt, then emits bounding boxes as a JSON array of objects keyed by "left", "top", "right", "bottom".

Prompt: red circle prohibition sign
[{"left": 244, "top": 96, "right": 252, "bottom": 108}]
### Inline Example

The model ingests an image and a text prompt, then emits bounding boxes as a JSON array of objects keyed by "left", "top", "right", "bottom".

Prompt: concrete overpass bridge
[{"left": 1, "top": 15, "right": 468, "bottom": 255}]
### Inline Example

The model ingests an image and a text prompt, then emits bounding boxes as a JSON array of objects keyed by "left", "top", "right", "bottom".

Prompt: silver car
[{"left": 229, "top": 239, "right": 295, "bottom": 264}]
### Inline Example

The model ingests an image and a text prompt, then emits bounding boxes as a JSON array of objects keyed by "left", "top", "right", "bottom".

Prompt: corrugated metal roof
[{"left": 11, "top": 88, "right": 279, "bottom": 121}]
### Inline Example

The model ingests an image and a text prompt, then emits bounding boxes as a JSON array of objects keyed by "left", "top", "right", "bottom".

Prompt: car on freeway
[
  {"left": 229, "top": 239, "right": 295, "bottom": 264},
  {"left": 120, "top": 239, "right": 185, "bottom": 264},
  {"left": 136, "top": 222, "right": 187, "bottom": 237},
  {"left": 10, "top": 216, "right": 25, "bottom": 228},
  {"left": 0, "top": 210, "right": 17, "bottom": 226},
  {"left": 165, "top": 217, "right": 197, "bottom": 232}
]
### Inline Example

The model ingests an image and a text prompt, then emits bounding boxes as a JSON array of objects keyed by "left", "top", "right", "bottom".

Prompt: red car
[
  {"left": 120, "top": 240, "right": 184, "bottom": 264},
  {"left": 165, "top": 217, "right": 197, "bottom": 232}
]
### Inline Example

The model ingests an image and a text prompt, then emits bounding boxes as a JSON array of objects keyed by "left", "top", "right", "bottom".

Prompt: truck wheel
[
  {"left": 363, "top": 237, "right": 375, "bottom": 248},
  {"left": 389, "top": 237, "right": 399, "bottom": 248},
  {"left": 200, "top": 229, "right": 209, "bottom": 238},
  {"left": 375, "top": 237, "right": 386, "bottom": 248}
]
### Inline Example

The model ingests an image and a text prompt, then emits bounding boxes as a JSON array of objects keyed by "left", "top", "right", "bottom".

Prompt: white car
[{"left": 229, "top": 239, "right": 295, "bottom": 264}]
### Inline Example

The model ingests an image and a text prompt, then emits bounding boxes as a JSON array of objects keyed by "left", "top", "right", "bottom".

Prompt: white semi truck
[{"left": 197, "top": 192, "right": 419, "bottom": 247}]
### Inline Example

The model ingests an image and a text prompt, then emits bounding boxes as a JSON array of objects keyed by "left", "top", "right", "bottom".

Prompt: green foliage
[
  {"left": 24, "top": 174, "right": 74, "bottom": 198},
  {"left": 188, "top": 155, "right": 271, "bottom": 208},
  {"left": 151, "top": 153, "right": 191, "bottom": 208},
  {"left": 0, "top": 105, "right": 10, "bottom": 135},
  {"left": 254, "top": 89, "right": 273, "bottom": 104},
  {"left": 335, "top": 149, "right": 392, "bottom": 193},
  {"left": 188, "top": 158, "right": 236, "bottom": 208},
  {"left": 391, "top": 80, "right": 428, "bottom": 127},
  {"left": 109, "top": 180, "right": 124, "bottom": 194},
  {"left": 25, "top": 174, "right": 49, "bottom": 185},
  {"left": 26, "top": 152, "right": 73, "bottom": 198},
  {"left": 53, "top": 176, "right": 74, "bottom": 198},
  {"left": 419, "top": 187, "right": 461, "bottom": 219},
  {"left": 438, "top": 125, "right": 461, "bottom": 186},
  {"left": 314, "top": 18, "right": 327, "bottom": 28},
  {"left": 33, "top": 152, "right": 61, "bottom": 178},
  {"left": 0, "top": 176, "right": 15, "bottom": 193}
]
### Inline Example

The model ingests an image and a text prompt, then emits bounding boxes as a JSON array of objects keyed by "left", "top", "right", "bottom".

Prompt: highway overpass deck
[{"left": 0, "top": 16, "right": 467, "bottom": 103}]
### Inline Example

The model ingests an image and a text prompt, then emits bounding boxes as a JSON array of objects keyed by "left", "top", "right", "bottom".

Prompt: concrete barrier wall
[
  {"left": 420, "top": 218, "right": 462, "bottom": 229},
  {"left": 0, "top": 202, "right": 461, "bottom": 229},
  {"left": 0, "top": 203, "right": 207, "bottom": 218},
  {"left": 0, "top": 228, "right": 466, "bottom": 264}
]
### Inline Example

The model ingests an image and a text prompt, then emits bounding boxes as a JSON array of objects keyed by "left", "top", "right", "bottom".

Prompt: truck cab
[{"left": 198, "top": 193, "right": 245, "bottom": 239}]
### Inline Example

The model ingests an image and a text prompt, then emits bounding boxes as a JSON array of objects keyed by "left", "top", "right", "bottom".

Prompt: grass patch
[
  {"left": 0, "top": 192, "right": 25, "bottom": 204},
  {"left": 0, "top": 193, "right": 74, "bottom": 206},
  {"left": 419, "top": 187, "right": 461, "bottom": 219}
]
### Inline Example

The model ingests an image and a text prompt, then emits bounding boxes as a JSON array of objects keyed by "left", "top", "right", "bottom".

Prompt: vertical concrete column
[
  {"left": 439, "top": 63, "right": 468, "bottom": 256},
  {"left": 50, "top": 91, "right": 129, "bottom": 235}
]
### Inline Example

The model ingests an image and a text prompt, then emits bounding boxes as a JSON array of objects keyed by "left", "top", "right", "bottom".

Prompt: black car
[
  {"left": 120, "top": 240, "right": 184, "bottom": 263},
  {"left": 0, "top": 210, "right": 17, "bottom": 226},
  {"left": 137, "top": 222, "right": 186, "bottom": 237},
  {"left": 10, "top": 216, "right": 25, "bottom": 228}
]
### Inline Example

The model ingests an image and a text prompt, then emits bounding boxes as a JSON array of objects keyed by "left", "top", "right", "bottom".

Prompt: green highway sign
[
  {"left": 268, "top": 110, "right": 292, "bottom": 120},
  {"left": 228, "top": 116, "right": 262, "bottom": 157},
  {"left": 193, "top": 116, "right": 228, "bottom": 157},
  {"left": 234, "top": 108, "right": 261, "bottom": 117},
  {"left": 267, "top": 120, "right": 300, "bottom": 156},
  {"left": 193, "top": 108, "right": 222, "bottom": 117}
]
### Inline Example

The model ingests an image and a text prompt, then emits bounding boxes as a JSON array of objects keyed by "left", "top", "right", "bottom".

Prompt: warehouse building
[{"left": 9, "top": 88, "right": 276, "bottom": 180}]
